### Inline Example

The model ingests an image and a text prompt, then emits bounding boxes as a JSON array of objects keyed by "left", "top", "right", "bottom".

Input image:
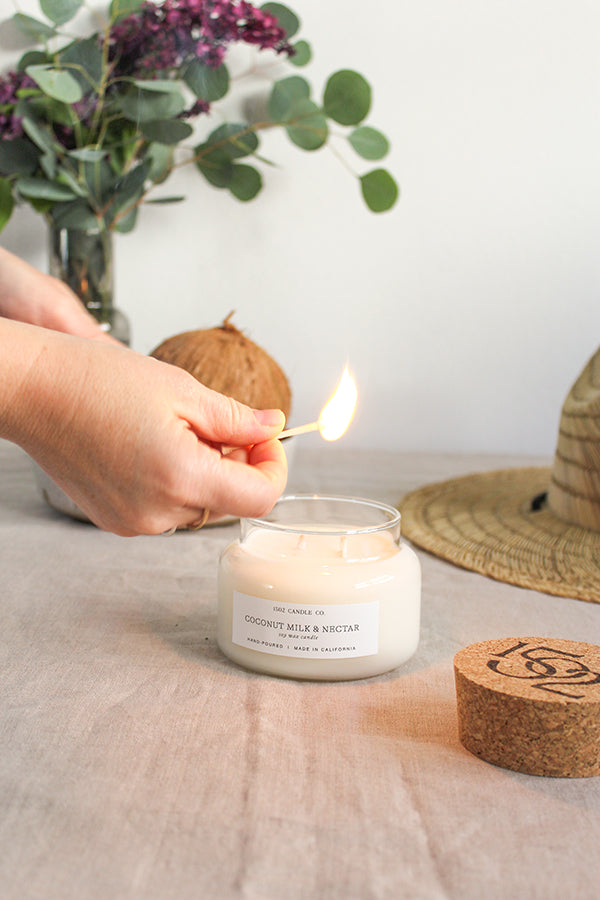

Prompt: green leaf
[
  {"left": 26, "top": 65, "right": 83, "bottom": 103},
  {"left": 105, "top": 160, "right": 151, "bottom": 225},
  {"left": 198, "top": 124, "right": 259, "bottom": 164},
  {"left": 50, "top": 199, "right": 100, "bottom": 230},
  {"left": 261, "top": 3, "right": 300, "bottom": 38},
  {"left": 289, "top": 40, "right": 311, "bottom": 67},
  {"left": 146, "top": 143, "right": 174, "bottom": 184},
  {"left": 268, "top": 75, "right": 310, "bottom": 121},
  {"left": 132, "top": 79, "right": 184, "bottom": 94},
  {"left": 360, "top": 168, "right": 398, "bottom": 212},
  {"left": 82, "top": 158, "right": 116, "bottom": 205},
  {"left": 140, "top": 119, "right": 193, "bottom": 145},
  {"left": 323, "top": 70, "right": 371, "bottom": 126},
  {"left": 68, "top": 148, "right": 107, "bottom": 162},
  {"left": 285, "top": 99, "right": 328, "bottom": 150},
  {"left": 145, "top": 196, "right": 186, "bottom": 204},
  {"left": 11, "top": 13, "right": 57, "bottom": 42},
  {"left": 197, "top": 161, "right": 234, "bottom": 189},
  {"left": 0, "top": 178, "right": 15, "bottom": 233},
  {"left": 20, "top": 115, "right": 59, "bottom": 156},
  {"left": 40, "top": 0, "right": 83, "bottom": 26},
  {"left": 17, "top": 51, "right": 50, "bottom": 72},
  {"left": 15, "top": 177, "right": 77, "bottom": 201},
  {"left": 109, "top": 0, "right": 144, "bottom": 21},
  {"left": 0, "top": 138, "right": 41, "bottom": 176},
  {"left": 184, "top": 60, "right": 229, "bottom": 102},
  {"left": 348, "top": 126, "right": 389, "bottom": 160},
  {"left": 118, "top": 86, "right": 186, "bottom": 122},
  {"left": 40, "top": 153, "right": 57, "bottom": 180},
  {"left": 229, "top": 164, "right": 262, "bottom": 201},
  {"left": 113, "top": 205, "right": 138, "bottom": 233},
  {"left": 59, "top": 37, "right": 104, "bottom": 90},
  {"left": 55, "top": 166, "right": 88, "bottom": 197}
]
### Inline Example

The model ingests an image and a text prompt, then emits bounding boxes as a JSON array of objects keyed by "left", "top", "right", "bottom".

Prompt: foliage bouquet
[{"left": 0, "top": 0, "right": 398, "bottom": 236}]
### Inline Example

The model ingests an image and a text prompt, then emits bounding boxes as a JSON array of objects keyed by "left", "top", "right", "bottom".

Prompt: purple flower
[
  {"left": 107, "top": 0, "right": 293, "bottom": 83},
  {"left": 0, "top": 70, "right": 36, "bottom": 139}
]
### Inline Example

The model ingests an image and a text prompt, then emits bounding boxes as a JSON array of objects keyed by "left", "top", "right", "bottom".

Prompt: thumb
[{"left": 188, "top": 385, "right": 285, "bottom": 447}]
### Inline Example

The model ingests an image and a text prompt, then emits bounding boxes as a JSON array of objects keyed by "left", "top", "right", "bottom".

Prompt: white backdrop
[{"left": 1, "top": 0, "right": 599, "bottom": 454}]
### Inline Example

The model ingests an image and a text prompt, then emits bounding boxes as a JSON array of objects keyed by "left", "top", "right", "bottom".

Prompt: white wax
[{"left": 217, "top": 526, "right": 421, "bottom": 681}]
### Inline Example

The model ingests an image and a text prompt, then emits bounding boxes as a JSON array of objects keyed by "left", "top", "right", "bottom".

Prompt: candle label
[{"left": 232, "top": 591, "right": 379, "bottom": 659}]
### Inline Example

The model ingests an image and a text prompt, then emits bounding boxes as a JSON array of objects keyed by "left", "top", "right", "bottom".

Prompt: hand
[
  {"left": 0, "top": 246, "right": 119, "bottom": 343},
  {"left": 2, "top": 321, "right": 287, "bottom": 535}
]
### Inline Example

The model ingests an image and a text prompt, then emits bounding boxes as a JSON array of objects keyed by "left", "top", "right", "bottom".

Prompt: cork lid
[{"left": 454, "top": 637, "right": 600, "bottom": 777}]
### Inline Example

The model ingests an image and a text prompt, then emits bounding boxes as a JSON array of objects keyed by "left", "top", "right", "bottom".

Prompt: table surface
[{"left": 2, "top": 439, "right": 600, "bottom": 900}]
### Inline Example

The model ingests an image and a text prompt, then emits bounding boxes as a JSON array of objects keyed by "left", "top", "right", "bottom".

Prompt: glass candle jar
[{"left": 217, "top": 495, "right": 421, "bottom": 681}]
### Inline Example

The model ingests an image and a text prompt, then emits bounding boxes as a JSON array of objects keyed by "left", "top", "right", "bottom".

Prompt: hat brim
[{"left": 399, "top": 466, "right": 600, "bottom": 603}]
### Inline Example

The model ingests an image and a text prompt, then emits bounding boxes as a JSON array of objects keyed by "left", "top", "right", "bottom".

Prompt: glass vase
[{"left": 48, "top": 225, "right": 130, "bottom": 344}]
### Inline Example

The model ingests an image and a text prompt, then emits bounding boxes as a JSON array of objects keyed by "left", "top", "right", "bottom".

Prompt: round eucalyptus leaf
[
  {"left": 184, "top": 60, "right": 229, "bottom": 102},
  {"left": 285, "top": 99, "right": 328, "bottom": 151},
  {"left": 17, "top": 51, "right": 49, "bottom": 72},
  {"left": 323, "top": 70, "right": 371, "bottom": 126},
  {"left": 59, "top": 38, "right": 104, "bottom": 89},
  {"left": 268, "top": 75, "right": 310, "bottom": 121},
  {"left": 348, "top": 126, "right": 389, "bottom": 160},
  {"left": 200, "top": 124, "right": 259, "bottom": 162},
  {"left": 0, "top": 179, "right": 15, "bottom": 233},
  {"left": 40, "top": 0, "right": 83, "bottom": 27},
  {"left": 197, "top": 161, "right": 234, "bottom": 189},
  {"left": 0, "top": 139, "right": 41, "bottom": 176},
  {"left": 114, "top": 206, "right": 138, "bottom": 233},
  {"left": 16, "top": 177, "right": 77, "bottom": 201},
  {"left": 359, "top": 168, "right": 398, "bottom": 212},
  {"left": 118, "top": 87, "right": 186, "bottom": 123},
  {"left": 146, "top": 143, "right": 174, "bottom": 184},
  {"left": 261, "top": 3, "right": 300, "bottom": 38},
  {"left": 12, "top": 13, "right": 57, "bottom": 42},
  {"left": 26, "top": 65, "right": 83, "bottom": 104},
  {"left": 229, "top": 164, "right": 262, "bottom": 201},
  {"left": 51, "top": 199, "right": 101, "bottom": 231},
  {"left": 140, "top": 119, "right": 193, "bottom": 145},
  {"left": 68, "top": 148, "right": 107, "bottom": 162},
  {"left": 289, "top": 40, "right": 311, "bottom": 67}
]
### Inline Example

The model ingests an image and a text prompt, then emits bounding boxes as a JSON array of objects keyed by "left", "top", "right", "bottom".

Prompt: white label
[{"left": 231, "top": 592, "right": 379, "bottom": 659}]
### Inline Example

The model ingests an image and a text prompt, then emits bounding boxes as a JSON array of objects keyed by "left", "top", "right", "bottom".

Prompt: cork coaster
[{"left": 454, "top": 637, "right": 600, "bottom": 777}]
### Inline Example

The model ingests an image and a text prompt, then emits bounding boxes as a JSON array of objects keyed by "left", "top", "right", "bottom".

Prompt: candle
[{"left": 217, "top": 495, "right": 421, "bottom": 680}]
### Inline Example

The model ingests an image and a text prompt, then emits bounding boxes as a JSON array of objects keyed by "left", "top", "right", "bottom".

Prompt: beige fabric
[{"left": 1, "top": 441, "right": 600, "bottom": 899}]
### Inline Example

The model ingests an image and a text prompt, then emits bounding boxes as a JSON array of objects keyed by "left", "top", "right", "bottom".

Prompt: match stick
[{"left": 279, "top": 421, "right": 320, "bottom": 439}]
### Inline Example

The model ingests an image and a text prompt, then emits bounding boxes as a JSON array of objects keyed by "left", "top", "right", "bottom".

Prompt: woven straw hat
[{"left": 400, "top": 348, "right": 600, "bottom": 603}]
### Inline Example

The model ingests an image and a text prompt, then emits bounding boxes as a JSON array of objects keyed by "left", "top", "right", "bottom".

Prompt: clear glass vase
[{"left": 48, "top": 225, "right": 130, "bottom": 344}]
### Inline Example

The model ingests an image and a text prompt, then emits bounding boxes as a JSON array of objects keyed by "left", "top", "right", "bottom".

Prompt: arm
[
  {"left": 0, "top": 246, "right": 119, "bottom": 343},
  {"left": 0, "top": 318, "right": 287, "bottom": 535}
]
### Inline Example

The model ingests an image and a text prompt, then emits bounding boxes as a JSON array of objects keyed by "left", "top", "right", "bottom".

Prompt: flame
[{"left": 318, "top": 365, "right": 357, "bottom": 441}]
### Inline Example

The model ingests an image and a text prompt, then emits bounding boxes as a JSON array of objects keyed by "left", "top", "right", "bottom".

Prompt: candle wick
[
  {"left": 296, "top": 534, "right": 306, "bottom": 551},
  {"left": 340, "top": 535, "right": 348, "bottom": 559}
]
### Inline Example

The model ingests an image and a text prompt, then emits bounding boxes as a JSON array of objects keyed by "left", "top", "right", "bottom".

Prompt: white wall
[{"left": 1, "top": 0, "right": 599, "bottom": 455}]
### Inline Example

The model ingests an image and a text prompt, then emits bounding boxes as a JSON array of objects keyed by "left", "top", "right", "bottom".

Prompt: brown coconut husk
[{"left": 150, "top": 313, "right": 292, "bottom": 419}]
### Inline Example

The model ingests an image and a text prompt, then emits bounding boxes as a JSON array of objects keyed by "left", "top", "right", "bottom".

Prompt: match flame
[{"left": 318, "top": 365, "right": 358, "bottom": 441}]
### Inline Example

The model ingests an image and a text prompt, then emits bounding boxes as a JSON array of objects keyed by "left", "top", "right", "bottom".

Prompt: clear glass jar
[{"left": 217, "top": 495, "right": 421, "bottom": 681}]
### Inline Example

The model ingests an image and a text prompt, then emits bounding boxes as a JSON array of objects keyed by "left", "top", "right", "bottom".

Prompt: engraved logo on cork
[{"left": 486, "top": 640, "right": 600, "bottom": 699}]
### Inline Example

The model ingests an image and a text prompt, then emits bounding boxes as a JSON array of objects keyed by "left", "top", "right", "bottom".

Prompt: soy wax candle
[{"left": 217, "top": 495, "right": 421, "bottom": 680}]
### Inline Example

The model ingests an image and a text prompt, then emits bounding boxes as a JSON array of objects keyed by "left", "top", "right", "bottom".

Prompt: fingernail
[{"left": 254, "top": 408, "right": 285, "bottom": 428}]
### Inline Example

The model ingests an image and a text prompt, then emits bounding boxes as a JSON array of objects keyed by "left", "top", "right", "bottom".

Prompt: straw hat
[{"left": 399, "top": 347, "right": 600, "bottom": 603}]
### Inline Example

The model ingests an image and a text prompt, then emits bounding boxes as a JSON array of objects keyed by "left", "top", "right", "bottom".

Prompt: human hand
[
  {"left": 0, "top": 246, "right": 120, "bottom": 343},
  {"left": 2, "top": 321, "right": 287, "bottom": 535}
]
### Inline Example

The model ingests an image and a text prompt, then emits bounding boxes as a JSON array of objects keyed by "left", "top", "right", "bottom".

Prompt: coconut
[{"left": 150, "top": 313, "right": 292, "bottom": 420}]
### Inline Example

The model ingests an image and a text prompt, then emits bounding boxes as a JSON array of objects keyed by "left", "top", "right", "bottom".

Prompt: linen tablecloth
[{"left": 1, "top": 439, "right": 599, "bottom": 899}]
